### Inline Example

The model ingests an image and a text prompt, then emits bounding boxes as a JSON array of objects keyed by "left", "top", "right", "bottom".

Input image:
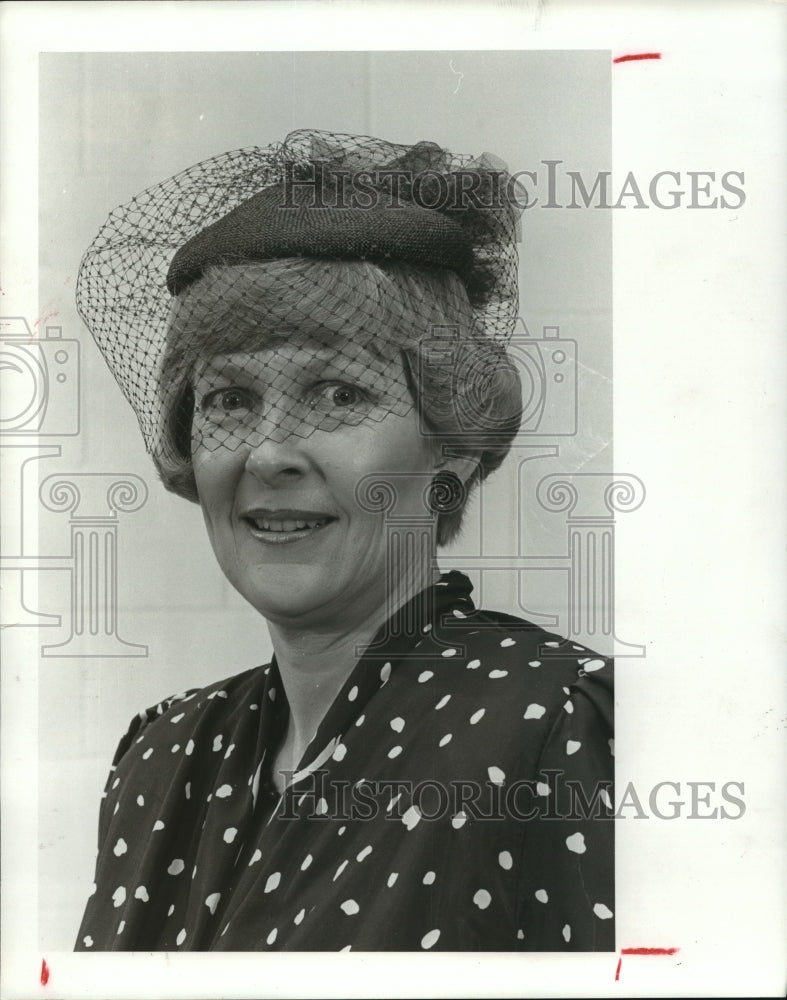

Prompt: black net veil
[{"left": 76, "top": 129, "right": 525, "bottom": 508}]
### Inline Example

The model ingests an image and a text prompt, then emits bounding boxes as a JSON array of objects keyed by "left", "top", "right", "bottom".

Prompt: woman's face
[{"left": 191, "top": 336, "right": 448, "bottom": 631}]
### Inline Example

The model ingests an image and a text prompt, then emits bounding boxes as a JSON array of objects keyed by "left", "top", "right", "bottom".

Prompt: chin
[{"left": 233, "top": 565, "right": 335, "bottom": 623}]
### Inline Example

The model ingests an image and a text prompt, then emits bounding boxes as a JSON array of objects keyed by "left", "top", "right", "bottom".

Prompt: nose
[{"left": 243, "top": 428, "right": 312, "bottom": 484}]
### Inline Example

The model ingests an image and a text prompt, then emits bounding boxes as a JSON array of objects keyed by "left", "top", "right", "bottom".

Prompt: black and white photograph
[{"left": 0, "top": 2, "right": 784, "bottom": 997}]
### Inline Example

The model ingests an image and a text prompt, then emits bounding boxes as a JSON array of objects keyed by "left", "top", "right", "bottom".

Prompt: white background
[{"left": 1, "top": 1, "right": 785, "bottom": 998}]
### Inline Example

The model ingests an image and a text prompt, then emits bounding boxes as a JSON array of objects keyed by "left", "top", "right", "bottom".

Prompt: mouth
[{"left": 241, "top": 509, "right": 337, "bottom": 543}]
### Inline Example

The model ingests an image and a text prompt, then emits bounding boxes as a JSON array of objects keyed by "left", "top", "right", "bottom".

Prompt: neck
[{"left": 267, "top": 564, "right": 439, "bottom": 775}]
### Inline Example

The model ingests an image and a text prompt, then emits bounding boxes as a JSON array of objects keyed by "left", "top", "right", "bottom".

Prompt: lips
[{"left": 241, "top": 508, "right": 337, "bottom": 541}]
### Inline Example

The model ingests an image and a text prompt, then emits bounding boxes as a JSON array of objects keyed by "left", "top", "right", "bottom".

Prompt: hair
[{"left": 154, "top": 258, "right": 522, "bottom": 546}]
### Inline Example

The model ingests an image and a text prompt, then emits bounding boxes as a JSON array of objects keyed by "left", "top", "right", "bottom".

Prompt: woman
[{"left": 74, "top": 130, "right": 613, "bottom": 952}]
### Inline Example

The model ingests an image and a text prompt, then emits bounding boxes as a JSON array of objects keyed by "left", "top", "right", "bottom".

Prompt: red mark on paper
[
  {"left": 613, "top": 53, "right": 661, "bottom": 64},
  {"left": 40, "top": 959, "right": 50, "bottom": 985},
  {"left": 616, "top": 947, "right": 679, "bottom": 981},
  {"left": 32, "top": 310, "right": 59, "bottom": 328}
]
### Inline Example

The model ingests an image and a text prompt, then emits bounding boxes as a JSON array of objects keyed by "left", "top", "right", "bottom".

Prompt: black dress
[{"left": 75, "top": 571, "right": 614, "bottom": 951}]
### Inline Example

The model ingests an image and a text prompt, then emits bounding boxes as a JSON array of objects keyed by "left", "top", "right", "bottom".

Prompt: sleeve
[{"left": 516, "top": 659, "right": 615, "bottom": 951}]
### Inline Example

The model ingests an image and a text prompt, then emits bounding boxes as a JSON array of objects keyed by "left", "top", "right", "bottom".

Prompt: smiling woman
[{"left": 73, "top": 129, "right": 614, "bottom": 952}]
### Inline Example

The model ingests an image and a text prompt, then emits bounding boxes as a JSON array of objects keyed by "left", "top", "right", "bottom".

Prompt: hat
[{"left": 76, "top": 129, "right": 524, "bottom": 453}]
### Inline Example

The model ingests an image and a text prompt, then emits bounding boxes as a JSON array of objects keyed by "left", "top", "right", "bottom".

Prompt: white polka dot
[
  {"left": 224, "top": 744, "right": 235, "bottom": 759},
  {"left": 488, "top": 765, "right": 506, "bottom": 785},
  {"left": 216, "top": 784, "right": 233, "bottom": 798},
  {"left": 249, "top": 704, "right": 258, "bottom": 711},
  {"left": 422, "top": 622, "right": 433, "bottom": 632},
  {"left": 566, "top": 832, "right": 587, "bottom": 854},
  {"left": 387, "top": 872, "right": 398, "bottom": 887},
  {"left": 563, "top": 700, "right": 574, "bottom": 714},
  {"left": 185, "top": 782, "right": 191, "bottom": 800},
  {"left": 498, "top": 851, "right": 513, "bottom": 870},
  {"left": 451, "top": 811, "right": 467, "bottom": 829},
  {"left": 301, "top": 854, "right": 313, "bottom": 871},
  {"left": 500, "top": 637, "right": 516, "bottom": 647},
  {"left": 134, "top": 885, "right": 149, "bottom": 902},
  {"left": 418, "top": 670, "right": 434, "bottom": 682},
  {"left": 563, "top": 686, "right": 571, "bottom": 695},
  {"left": 608, "top": 738, "right": 615, "bottom": 756},
  {"left": 340, "top": 899, "right": 360, "bottom": 915},
  {"left": 184, "top": 739, "right": 194, "bottom": 756},
  {"left": 421, "top": 929, "right": 440, "bottom": 949},
  {"left": 112, "top": 777, "right": 120, "bottom": 789},
  {"left": 388, "top": 745, "right": 403, "bottom": 759},
  {"left": 402, "top": 805, "right": 422, "bottom": 830},
  {"left": 338, "top": 825, "right": 346, "bottom": 835},
  {"left": 441, "top": 648, "right": 457, "bottom": 658},
  {"left": 467, "top": 659, "right": 481, "bottom": 669},
  {"left": 168, "top": 859, "right": 184, "bottom": 876},
  {"left": 535, "top": 889, "right": 548, "bottom": 903},
  {"left": 268, "top": 688, "right": 276, "bottom": 701},
  {"left": 470, "top": 708, "right": 485, "bottom": 724},
  {"left": 356, "top": 845, "right": 373, "bottom": 862},
  {"left": 387, "top": 793, "right": 402, "bottom": 813},
  {"left": 566, "top": 740, "right": 582, "bottom": 755},
  {"left": 136, "top": 795, "right": 144, "bottom": 806},
  {"left": 545, "top": 641, "right": 560, "bottom": 647},
  {"left": 435, "top": 694, "right": 451, "bottom": 710},
  {"left": 266, "top": 928, "right": 277, "bottom": 945},
  {"left": 89, "top": 882, "right": 96, "bottom": 897},
  {"left": 423, "top": 870, "right": 436, "bottom": 885},
  {"left": 380, "top": 662, "right": 392, "bottom": 684},
  {"left": 83, "top": 935, "right": 93, "bottom": 948},
  {"left": 249, "top": 849, "right": 262, "bottom": 866},
  {"left": 536, "top": 781, "right": 551, "bottom": 796},
  {"left": 528, "top": 660, "right": 541, "bottom": 667},
  {"left": 294, "top": 908, "right": 305, "bottom": 925},
  {"left": 264, "top": 872, "right": 281, "bottom": 893},
  {"left": 223, "top": 827, "right": 238, "bottom": 844},
  {"left": 152, "top": 820, "right": 165, "bottom": 832},
  {"left": 489, "top": 669, "right": 508, "bottom": 679},
  {"left": 355, "top": 714, "right": 366, "bottom": 727},
  {"left": 142, "top": 748, "right": 153, "bottom": 760},
  {"left": 167, "top": 904, "right": 174, "bottom": 916},
  {"left": 333, "top": 860, "right": 348, "bottom": 881},
  {"left": 112, "top": 886, "right": 126, "bottom": 908},
  {"left": 176, "top": 928, "right": 186, "bottom": 947},
  {"left": 473, "top": 889, "right": 492, "bottom": 909},
  {"left": 452, "top": 608, "right": 467, "bottom": 618},
  {"left": 315, "top": 797, "right": 328, "bottom": 815},
  {"left": 583, "top": 658, "right": 606, "bottom": 672},
  {"left": 524, "top": 703, "right": 546, "bottom": 720},
  {"left": 212, "top": 735, "right": 223, "bottom": 752},
  {"left": 333, "top": 743, "right": 347, "bottom": 762},
  {"left": 563, "top": 924, "right": 571, "bottom": 942},
  {"left": 347, "top": 685, "right": 358, "bottom": 702},
  {"left": 113, "top": 838, "right": 127, "bottom": 857},
  {"left": 517, "top": 929, "right": 524, "bottom": 940},
  {"left": 205, "top": 892, "right": 221, "bottom": 914},
  {"left": 117, "top": 920, "right": 125, "bottom": 935},
  {"left": 390, "top": 717, "right": 405, "bottom": 732},
  {"left": 170, "top": 713, "right": 184, "bottom": 724},
  {"left": 594, "top": 903, "right": 614, "bottom": 919},
  {"left": 439, "top": 733, "right": 453, "bottom": 747},
  {"left": 192, "top": 865, "right": 198, "bottom": 879},
  {"left": 113, "top": 802, "right": 119, "bottom": 815}
]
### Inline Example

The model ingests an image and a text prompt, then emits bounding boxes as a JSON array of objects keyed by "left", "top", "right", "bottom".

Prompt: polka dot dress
[{"left": 75, "top": 571, "right": 614, "bottom": 952}]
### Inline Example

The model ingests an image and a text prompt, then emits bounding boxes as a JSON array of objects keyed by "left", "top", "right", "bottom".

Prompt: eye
[
  {"left": 315, "top": 382, "right": 368, "bottom": 408},
  {"left": 198, "top": 386, "right": 255, "bottom": 414}
]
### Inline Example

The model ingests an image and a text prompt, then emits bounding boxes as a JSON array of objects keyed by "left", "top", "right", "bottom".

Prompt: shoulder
[{"left": 108, "top": 662, "right": 269, "bottom": 773}]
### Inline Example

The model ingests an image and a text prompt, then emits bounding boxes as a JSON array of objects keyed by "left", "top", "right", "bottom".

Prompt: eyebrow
[{"left": 194, "top": 343, "right": 400, "bottom": 383}]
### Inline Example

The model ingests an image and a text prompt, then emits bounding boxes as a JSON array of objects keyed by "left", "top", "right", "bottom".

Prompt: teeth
[{"left": 252, "top": 518, "right": 327, "bottom": 532}]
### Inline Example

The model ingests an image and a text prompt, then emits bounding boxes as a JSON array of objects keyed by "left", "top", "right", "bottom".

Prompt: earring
[{"left": 428, "top": 471, "right": 466, "bottom": 514}]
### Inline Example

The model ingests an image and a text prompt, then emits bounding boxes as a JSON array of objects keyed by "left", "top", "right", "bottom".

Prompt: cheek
[{"left": 192, "top": 449, "right": 243, "bottom": 517}]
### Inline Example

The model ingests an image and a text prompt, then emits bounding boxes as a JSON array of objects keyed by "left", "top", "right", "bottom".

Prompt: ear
[{"left": 432, "top": 449, "right": 481, "bottom": 489}]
